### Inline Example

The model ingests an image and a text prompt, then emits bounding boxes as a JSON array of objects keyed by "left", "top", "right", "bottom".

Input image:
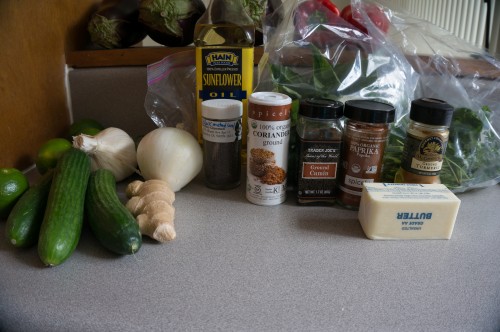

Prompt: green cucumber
[
  {"left": 5, "top": 170, "right": 54, "bottom": 248},
  {"left": 85, "top": 169, "right": 141, "bottom": 255},
  {"left": 38, "top": 148, "right": 91, "bottom": 267}
]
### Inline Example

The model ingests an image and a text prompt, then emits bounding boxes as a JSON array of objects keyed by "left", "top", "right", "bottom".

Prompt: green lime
[
  {"left": 68, "top": 119, "right": 104, "bottom": 138},
  {"left": 0, "top": 168, "right": 29, "bottom": 219},
  {"left": 36, "top": 138, "right": 72, "bottom": 175}
]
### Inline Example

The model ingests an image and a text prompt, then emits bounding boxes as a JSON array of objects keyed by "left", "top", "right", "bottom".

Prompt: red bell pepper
[
  {"left": 340, "top": 4, "right": 390, "bottom": 34},
  {"left": 294, "top": 0, "right": 341, "bottom": 46}
]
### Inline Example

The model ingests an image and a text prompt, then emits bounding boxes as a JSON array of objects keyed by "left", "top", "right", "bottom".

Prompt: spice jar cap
[
  {"left": 202, "top": 99, "right": 243, "bottom": 120},
  {"left": 299, "top": 98, "right": 344, "bottom": 119},
  {"left": 410, "top": 98, "right": 454, "bottom": 126},
  {"left": 249, "top": 92, "right": 292, "bottom": 106},
  {"left": 344, "top": 100, "right": 395, "bottom": 124}
]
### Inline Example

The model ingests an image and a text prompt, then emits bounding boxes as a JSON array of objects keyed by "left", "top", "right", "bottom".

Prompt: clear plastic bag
[
  {"left": 144, "top": 49, "right": 197, "bottom": 137},
  {"left": 375, "top": 0, "right": 500, "bottom": 192},
  {"left": 255, "top": 0, "right": 500, "bottom": 192}
]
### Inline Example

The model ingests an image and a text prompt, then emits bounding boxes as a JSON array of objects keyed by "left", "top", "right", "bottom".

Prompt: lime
[
  {"left": 36, "top": 138, "right": 72, "bottom": 175},
  {"left": 0, "top": 168, "right": 29, "bottom": 219},
  {"left": 68, "top": 119, "right": 104, "bottom": 138}
]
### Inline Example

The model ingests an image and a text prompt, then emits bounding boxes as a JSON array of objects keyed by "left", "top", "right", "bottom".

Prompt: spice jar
[
  {"left": 395, "top": 98, "right": 454, "bottom": 184},
  {"left": 337, "top": 99, "right": 395, "bottom": 209},
  {"left": 202, "top": 99, "right": 243, "bottom": 189},
  {"left": 246, "top": 92, "right": 292, "bottom": 206},
  {"left": 296, "top": 98, "right": 344, "bottom": 205}
]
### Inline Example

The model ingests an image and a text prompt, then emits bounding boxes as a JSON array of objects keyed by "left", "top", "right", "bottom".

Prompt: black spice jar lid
[
  {"left": 299, "top": 98, "right": 344, "bottom": 119},
  {"left": 344, "top": 99, "right": 395, "bottom": 124},
  {"left": 410, "top": 98, "right": 454, "bottom": 127}
]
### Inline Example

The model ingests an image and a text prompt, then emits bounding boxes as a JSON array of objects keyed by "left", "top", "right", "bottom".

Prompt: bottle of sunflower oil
[{"left": 194, "top": 0, "right": 255, "bottom": 147}]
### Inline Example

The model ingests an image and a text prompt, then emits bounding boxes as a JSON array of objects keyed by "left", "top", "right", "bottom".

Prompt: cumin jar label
[
  {"left": 246, "top": 92, "right": 292, "bottom": 206},
  {"left": 337, "top": 100, "right": 395, "bottom": 209}
]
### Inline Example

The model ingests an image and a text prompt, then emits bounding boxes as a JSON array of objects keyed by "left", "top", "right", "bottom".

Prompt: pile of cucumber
[{"left": 5, "top": 148, "right": 142, "bottom": 267}]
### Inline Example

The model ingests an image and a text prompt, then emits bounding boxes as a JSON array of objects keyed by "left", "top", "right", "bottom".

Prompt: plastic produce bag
[
  {"left": 144, "top": 49, "right": 197, "bottom": 137},
  {"left": 255, "top": 0, "right": 500, "bottom": 192},
  {"left": 376, "top": 0, "right": 500, "bottom": 192}
]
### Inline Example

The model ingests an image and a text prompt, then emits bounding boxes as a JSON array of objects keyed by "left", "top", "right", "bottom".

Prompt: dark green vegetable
[
  {"left": 139, "top": 0, "right": 206, "bottom": 47},
  {"left": 243, "top": 0, "right": 267, "bottom": 46},
  {"left": 88, "top": 0, "right": 147, "bottom": 49},
  {"left": 6, "top": 171, "right": 53, "bottom": 248},
  {"left": 38, "top": 148, "right": 91, "bottom": 267},
  {"left": 85, "top": 169, "right": 141, "bottom": 255}
]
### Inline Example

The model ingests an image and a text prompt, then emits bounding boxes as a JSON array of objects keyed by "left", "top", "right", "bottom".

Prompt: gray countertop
[{"left": 1, "top": 172, "right": 499, "bottom": 332}]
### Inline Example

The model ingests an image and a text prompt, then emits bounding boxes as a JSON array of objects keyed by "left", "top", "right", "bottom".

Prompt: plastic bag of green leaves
[
  {"left": 378, "top": 1, "right": 500, "bottom": 193},
  {"left": 253, "top": 0, "right": 417, "bottom": 188},
  {"left": 255, "top": 0, "right": 500, "bottom": 193}
]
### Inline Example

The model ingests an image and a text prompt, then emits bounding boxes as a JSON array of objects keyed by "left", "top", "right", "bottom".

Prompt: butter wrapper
[{"left": 358, "top": 183, "right": 461, "bottom": 240}]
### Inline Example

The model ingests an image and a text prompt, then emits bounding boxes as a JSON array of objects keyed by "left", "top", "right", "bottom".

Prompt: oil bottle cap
[
  {"left": 344, "top": 99, "right": 395, "bottom": 124},
  {"left": 410, "top": 98, "right": 454, "bottom": 127},
  {"left": 202, "top": 99, "right": 243, "bottom": 120},
  {"left": 299, "top": 98, "right": 344, "bottom": 119}
]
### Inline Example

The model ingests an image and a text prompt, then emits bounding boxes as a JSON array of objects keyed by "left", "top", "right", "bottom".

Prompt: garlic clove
[{"left": 73, "top": 127, "right": 138, "bottom": 181}]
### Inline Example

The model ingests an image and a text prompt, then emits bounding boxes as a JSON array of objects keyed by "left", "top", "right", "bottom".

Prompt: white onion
[{"left": 136, "top": 127, "right": 202, "bottom": 192}]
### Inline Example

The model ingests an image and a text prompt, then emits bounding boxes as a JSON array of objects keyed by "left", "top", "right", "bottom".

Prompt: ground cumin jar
[
  {"left": 337, "top": 100, "right": 395, "bottom": 209},
  {"left": 296, "top": 98, "right": 344, "bottom": 205},
  {"left": 246, "top": 92, "right": 292, "bottom": 206},
  {"left": 394, "top": 98, "right": 454, "bottom": 184}
]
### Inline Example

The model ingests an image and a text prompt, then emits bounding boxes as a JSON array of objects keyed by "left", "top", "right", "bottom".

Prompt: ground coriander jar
[
  {"left": 246, "top": 92, "right": 292, "bottom": 206},
  {"left": 296, "top": 98, "right": 344, "bottom": 205},
  {"left": 394, "top": 98, "right": 454, "bottom": 184},
  {"left": 202, "top": 99, "right": 243, "bottom": 189},
  {"left": 337, "top": 100, "right": 395, "bottom": 209}
]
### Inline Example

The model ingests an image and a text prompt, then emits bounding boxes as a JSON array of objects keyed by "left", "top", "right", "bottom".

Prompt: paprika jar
[
  {"left": 394, "top": 98, "right": 454, "bottom": 184},
  {"left": 337, "top": 100, "right": 395, "bottom": 209},
  {"left": 296, "top": 98, "right": 344, "bottom": 205}
]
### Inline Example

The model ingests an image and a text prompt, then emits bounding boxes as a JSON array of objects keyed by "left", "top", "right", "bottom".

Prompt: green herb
[{"left": 269, "top": 45, "right": 378, "bottom": 125}]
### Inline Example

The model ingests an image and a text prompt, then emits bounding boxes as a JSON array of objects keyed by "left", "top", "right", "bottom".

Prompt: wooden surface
[
  {"left": 0, "top": 0, "right": 100, "bottom": 170},
  {"left": 67, "top": 46, "right": 499, "bottom": 79},
  {"left": 66, "top": 46, "right": 266, "bottom": 67}
]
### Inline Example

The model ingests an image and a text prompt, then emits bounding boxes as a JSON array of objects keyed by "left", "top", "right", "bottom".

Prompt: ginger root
[{"left": 125, "top": 179, "right": 176, "bottom": 242}]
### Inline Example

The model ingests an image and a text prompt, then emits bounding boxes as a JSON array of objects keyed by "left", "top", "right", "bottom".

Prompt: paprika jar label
[{"left": 338, "top": 126, "right": 389, "bottom": 206}]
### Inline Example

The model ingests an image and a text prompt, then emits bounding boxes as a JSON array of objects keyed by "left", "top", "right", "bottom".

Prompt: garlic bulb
[{"left": 73, "top": 127, "right": 137, "bottom": 181}]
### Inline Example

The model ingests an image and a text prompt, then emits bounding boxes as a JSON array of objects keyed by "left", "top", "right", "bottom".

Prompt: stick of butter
[{"left": 358, "top": 183, "right": 461, "bottom": 240}]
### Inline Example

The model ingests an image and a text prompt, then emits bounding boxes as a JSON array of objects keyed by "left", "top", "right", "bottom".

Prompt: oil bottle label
[{"left": 196, "top": 47, "right": 254, "bottom": 144}]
